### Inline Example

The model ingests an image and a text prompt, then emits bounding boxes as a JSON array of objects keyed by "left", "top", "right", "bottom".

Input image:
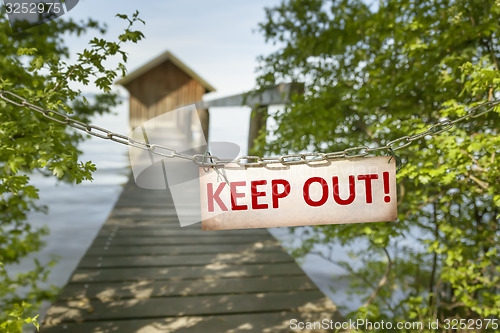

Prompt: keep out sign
[{"left": 200, "top": 156, "right": 397, "bottom": 230}]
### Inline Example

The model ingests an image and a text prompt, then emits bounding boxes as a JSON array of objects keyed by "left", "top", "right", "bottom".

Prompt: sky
[{"left": 62, "top": 0, "right": 283, "bottom": 99}]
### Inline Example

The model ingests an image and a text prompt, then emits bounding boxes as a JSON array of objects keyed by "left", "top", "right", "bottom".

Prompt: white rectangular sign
[{"left": 200, "top": 156, "right": 397, "bottom": 231}]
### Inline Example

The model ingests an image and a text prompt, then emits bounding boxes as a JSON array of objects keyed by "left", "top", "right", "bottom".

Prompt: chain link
[{"left": 1, "top": 89, "right": 499, "bottom": 168}]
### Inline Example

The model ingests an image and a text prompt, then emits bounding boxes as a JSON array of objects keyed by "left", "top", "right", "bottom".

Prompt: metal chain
[{"left": 1, "top": 89, "right": 499, "bottom": 167}]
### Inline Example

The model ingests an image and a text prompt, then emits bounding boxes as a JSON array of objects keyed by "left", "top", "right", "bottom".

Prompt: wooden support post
[
  {"left": 248, "top": 106, "right": 268, "bottom": 154},
  {"left": 197, "top": 108, "right": 210, "bottom": 141}
]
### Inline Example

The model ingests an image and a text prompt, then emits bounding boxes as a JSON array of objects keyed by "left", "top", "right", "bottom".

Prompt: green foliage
[
  {"left": 0, "top": 301, "right": 39, "bottom": 332},
  {"left": 258, "top": 0, "right": 499, "bottom": 331},
  {"left": 0, "top": 10, "right": 144, "bottom": 332}
]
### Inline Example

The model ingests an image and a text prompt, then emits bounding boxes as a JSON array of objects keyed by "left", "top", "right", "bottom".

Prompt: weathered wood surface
[
  {"left": 117, "top": 51, "right": 215, "bottom": 130},
  {"left": 248, "top": 105, "right": 268, "bottom": 153},
  {"left": 195, "top": 82, "right": 304, "bottom": 109},
  {"left": 40, "top": 177, "right": 342, "bottom": 333}
]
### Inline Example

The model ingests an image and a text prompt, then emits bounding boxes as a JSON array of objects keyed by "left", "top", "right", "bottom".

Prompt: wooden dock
[{"left": 40, "top": 177, "right": 342, "bottom": 333}]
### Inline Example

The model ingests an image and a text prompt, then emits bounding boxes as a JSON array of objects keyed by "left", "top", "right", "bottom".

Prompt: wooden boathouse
[{"left": 116, "top": 50, "right": 214, "bottom": 139}]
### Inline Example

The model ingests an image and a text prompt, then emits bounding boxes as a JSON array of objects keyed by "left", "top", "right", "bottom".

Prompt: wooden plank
[
  {"left": 99, "top": 221, "right": 195, "bottom": 228},
  {"left": 197, "top": 108, "right": 209, "bottom": 140},
  {"left": 92, "top": 235, "right": 274, "bottom": 246},
  {"left": 44, "top": 291, "right": 332, "bottom": 323},
  {"left": 195, "top": 82, "right": 304, "bottom": 108},
  {"left": 71, "top": 262, "right": 304, "bottom": 283},
  {"left": 96, "top": 229, "right": 270, "bottom": 238},
  {"left": 85, "top": 243, "right": 283, "bottom": 256},
  {"left": 114, "top": 202, "right": 176, "bottom": 208},
  {"left": 248, "top": 105, "right": 268, "bottom": 153},
  {"left": 110, "top": 210, "right": 182, "bottom": 218},
  {"left": 116, "top": 193, "right": 172, "bottom": 201},
  {"left": 109, "top": 207, "right": 200, "bottom": 217},
  {"left": 59, "top": 275, "right": 316, "bottom": 300},
  {"left": 78, "top": 252, "right": 293, "bottom": 268},
  {"left": 41, "top": 310, "right": 343, "bottom": 333}
]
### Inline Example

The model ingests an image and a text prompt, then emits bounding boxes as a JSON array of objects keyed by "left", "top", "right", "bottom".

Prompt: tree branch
[
  {"left": 309, "top": 250, "right": 378, "bottom": 291},
  {"left": 468, "top": 174, "right": 489, "bottom": 190},
  {"left": 428, "top": 202, "right": 439, "bottom": 308},
  {"left": 460, "top": 149, "right": 487, "bottom": 172},
  {"left": 404, "top": 191, "right": 444, "bottom": 219},
  {"left": 362, "top": 247, "right": 392, "bottom": 308}
]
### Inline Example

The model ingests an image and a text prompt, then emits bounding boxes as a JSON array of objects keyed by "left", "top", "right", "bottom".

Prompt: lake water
[{"left": 15, "top": 100, "right": 361, "bottom": 324}]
